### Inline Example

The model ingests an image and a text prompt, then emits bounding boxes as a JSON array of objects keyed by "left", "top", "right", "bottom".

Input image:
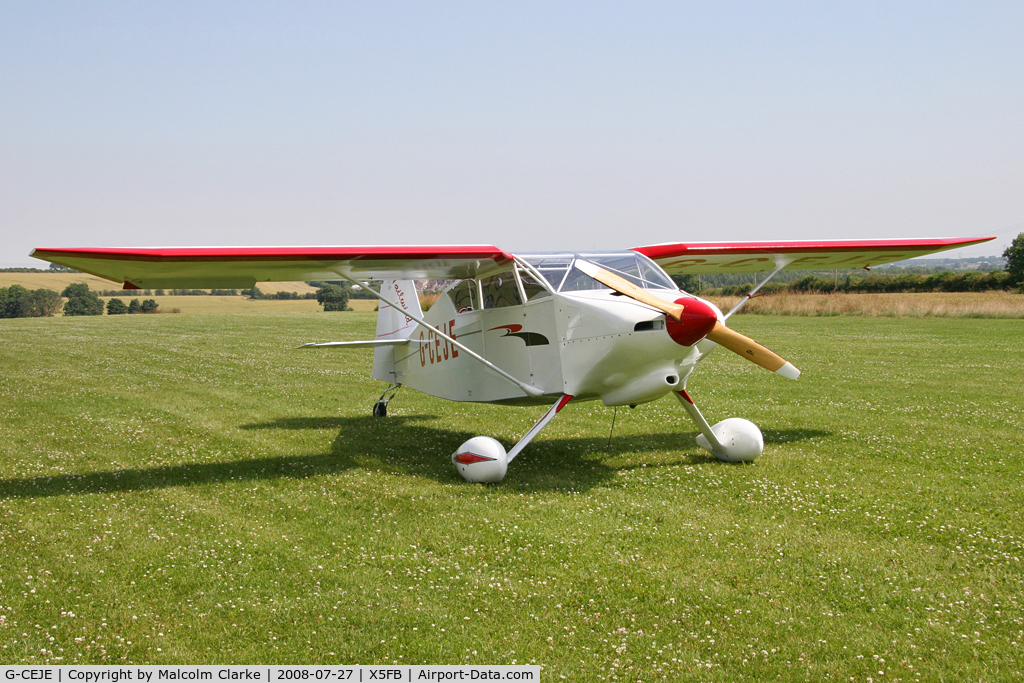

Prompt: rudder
[{"left": 372, "top": 280, "right": 423, "bottom": 382}]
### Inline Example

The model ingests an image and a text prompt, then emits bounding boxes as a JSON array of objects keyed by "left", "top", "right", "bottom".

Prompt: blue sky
[{"left": 2, "top": 2, "right": 1022, "bottom": 265}]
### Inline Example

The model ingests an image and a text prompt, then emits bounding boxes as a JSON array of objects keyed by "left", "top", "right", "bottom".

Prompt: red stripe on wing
[
  {"left": 31, "top": 245, "right": 513, "bottom": 263},
  {"left": 632, "top": 237, "right": 994, "bottom": 261}
]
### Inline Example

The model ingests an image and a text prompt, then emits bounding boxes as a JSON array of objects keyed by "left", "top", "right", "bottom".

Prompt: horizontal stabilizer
[{"left": 296, "top": 339, "right": 425, "bottom": 349}]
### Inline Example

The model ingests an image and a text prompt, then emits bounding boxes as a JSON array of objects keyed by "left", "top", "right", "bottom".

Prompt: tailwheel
[{"left": 372, "top": 383, "right": 401, "bottom": 418}]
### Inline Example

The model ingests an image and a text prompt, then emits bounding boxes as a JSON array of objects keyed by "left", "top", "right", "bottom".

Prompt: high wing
[
  {"left": 632, "top": 237, "right": 995, "bottom": 274},
  {"left": 30, "top": 245, "right": 514, "bottom": 289}
]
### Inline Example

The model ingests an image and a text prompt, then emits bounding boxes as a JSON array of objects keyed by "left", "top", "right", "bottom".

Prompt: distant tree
[
  {"left": 243, "top": 286, "right": 266, "bottom": 300},
  {"left": 0, "top": 286, "right": 63, "bottom": 317},
  {"left": 671, "top": 274, "right": 701, "bottom": 293},
  {"left": 48, "top": 263, "right": 77, "bottom": 272},
  {"left": 1004, "top": 233, "right": 1024, "bottom": 288},
  {"left": 26, "top": 289, "right": 63, "bottom": 317},
  {"left": 140, "top": 299, "right": 159, "bottom": 313},
  {"left": 107, "top": 298, "right": 128, "bottom": 315},
  {"left": 350, "top": 282, "right": 380, "bottom": 299},
  {"left": 789, "top": 275, "right": 837, "bottom": 293},
  {"left": 1, "top": 285, "right": 29, "bottom": 318},
  {"left": 128, "top": 298, "right": 142, "bottom": 313},
  {"left": 309, "top": 280, "right": 378, "bottom": 299},
  {"left": 155, "top": 289, "right": 165, "bottom": 296},
  {"left": 61, "top": 283, "right": 104, "bottom": 316},
  {"left": 316, "top": 284, "right": 350, "bottom": 311}
]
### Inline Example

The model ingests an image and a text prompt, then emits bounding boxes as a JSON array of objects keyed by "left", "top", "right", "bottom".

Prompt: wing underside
[
  {"left": 632, "top": 237, "right": 995, "bottom": 274},
  {"left": 30, "top": 246, "right": 515, "bottom": 289}
]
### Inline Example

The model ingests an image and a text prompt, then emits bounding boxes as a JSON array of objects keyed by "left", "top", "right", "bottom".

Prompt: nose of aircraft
[{"left": 665, "top": 297, "right": 719, "bottom": 346}]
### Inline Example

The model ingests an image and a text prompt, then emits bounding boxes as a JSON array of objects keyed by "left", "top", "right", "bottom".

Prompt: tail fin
[{"left": 372, "top": 280, "right": 423, "bottom": 382}]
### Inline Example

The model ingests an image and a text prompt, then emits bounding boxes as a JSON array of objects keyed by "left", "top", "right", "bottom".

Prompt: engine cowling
[{"left": 601, "top": 366, "right": 681, "bottom": 407}]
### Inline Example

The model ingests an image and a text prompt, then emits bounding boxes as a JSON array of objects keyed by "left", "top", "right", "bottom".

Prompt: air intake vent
[{"left": 634, "top": 320, "right": 665, "bottom": 332}]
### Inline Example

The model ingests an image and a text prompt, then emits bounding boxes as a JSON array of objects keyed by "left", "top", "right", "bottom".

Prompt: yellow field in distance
[
  {"left": 710, "top": 290, "right": 1024, "bottom": 318},
  {"left": 0, "top": 273, "right": 378, "bottom": 314},
  {"left": 0, "top": 272, "right": 318, "bottom": 295}
]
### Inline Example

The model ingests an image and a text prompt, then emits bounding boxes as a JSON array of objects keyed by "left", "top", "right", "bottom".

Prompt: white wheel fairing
[
  {"left": 452, "top": 436, "right": 509, "bottom": 483},
  {"left": 696, "top": 417, "right": 764, "bottom": 463}
]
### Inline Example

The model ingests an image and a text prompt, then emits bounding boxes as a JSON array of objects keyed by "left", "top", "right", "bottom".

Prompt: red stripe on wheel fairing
[{"left": 454, "top": 452, "right": 496, "bottom": 465}]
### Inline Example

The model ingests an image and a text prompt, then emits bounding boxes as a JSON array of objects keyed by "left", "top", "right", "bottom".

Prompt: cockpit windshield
[{"left": 520, "top": 252, "right": 677, "bottom": 292}]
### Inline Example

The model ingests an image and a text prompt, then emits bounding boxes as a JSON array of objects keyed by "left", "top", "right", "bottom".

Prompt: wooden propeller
[
  {"left": 574, "top": 258, "right": 800, "bottom": 380},
  {"left": 573, "top": 259, "right": 686, "bottom": 321},
  {"left": 705, "top": 322, "right": 800, "bottom": 379}
]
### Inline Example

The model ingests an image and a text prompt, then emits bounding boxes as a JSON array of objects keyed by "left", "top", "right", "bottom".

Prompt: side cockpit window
[
  {"left": 480, "top": 269, "right": 522, "bottom": 309},
  {"left": 447, "top": 279, "right": 479, "bottom": 314},
  {"left": 517, "top": 265, "right": 551, "bottom": 301}
]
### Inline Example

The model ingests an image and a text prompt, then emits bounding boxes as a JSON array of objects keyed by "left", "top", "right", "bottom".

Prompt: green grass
[{"left": 1, "top": 313, "right": 1022, "bottom": 680}]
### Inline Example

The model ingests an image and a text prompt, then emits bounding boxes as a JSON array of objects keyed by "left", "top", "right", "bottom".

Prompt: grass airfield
[{"left": 0, "top": 311, "right": 1022, "bottom": 680}]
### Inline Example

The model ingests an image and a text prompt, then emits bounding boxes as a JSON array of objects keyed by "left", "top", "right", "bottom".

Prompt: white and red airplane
[{"left": 32, "top": 236, "right": 992, "bottom": 482}]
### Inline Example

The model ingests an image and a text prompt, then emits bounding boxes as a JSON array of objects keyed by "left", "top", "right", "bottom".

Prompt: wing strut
[
  {"left": 331, "top": 270, "right": 543, "bottom": 399},
  {"left": 723, "top": 258, "right": 790, "bottom": 320}
]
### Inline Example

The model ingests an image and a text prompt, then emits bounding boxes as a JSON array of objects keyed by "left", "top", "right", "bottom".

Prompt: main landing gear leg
[
  {"left": 373, "top": 383, "right": 402, "bottom": 418},
  {"left": 452, "top": 395, "right": 574, "bottom": 483},
  {"left": 675, "top": 389, "right": 764, "bottom": 463}
]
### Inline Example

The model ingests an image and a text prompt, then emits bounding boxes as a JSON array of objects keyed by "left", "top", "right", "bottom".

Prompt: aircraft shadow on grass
[{"left": 0, "top": 416, "right": 828, "bottom": 499}]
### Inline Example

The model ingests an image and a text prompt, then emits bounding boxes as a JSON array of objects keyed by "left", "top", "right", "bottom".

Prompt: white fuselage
[{"left": 373, "top": 253, "right": 722, "bottom": 407}]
